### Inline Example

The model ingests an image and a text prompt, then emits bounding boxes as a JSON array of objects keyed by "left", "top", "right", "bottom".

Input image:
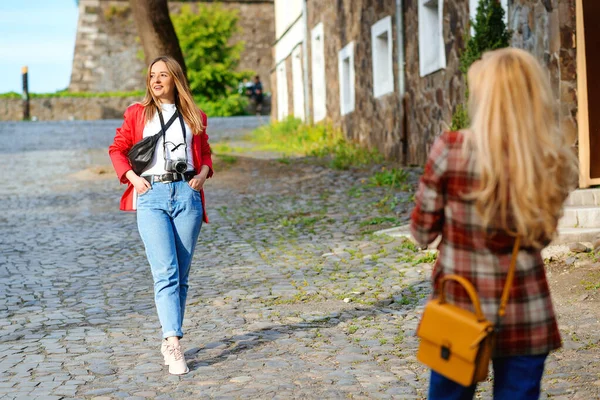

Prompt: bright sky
[{"left": 0, "top": 1, "right": 78, "bottom": 94}]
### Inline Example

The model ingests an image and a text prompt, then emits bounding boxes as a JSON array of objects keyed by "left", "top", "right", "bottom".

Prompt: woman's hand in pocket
[
  {"left": 126, "top": 170, "right": 151, "bottom": 195},
  {"left": 189, "top": 173, "right": 207, "bottom": 192}
]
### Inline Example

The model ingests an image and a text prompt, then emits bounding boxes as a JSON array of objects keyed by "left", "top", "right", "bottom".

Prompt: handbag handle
[
  {"left": 438, "top": 275, "right": 488, "bottom": 322},
  {"left": 438, "top": 236, "right": 521, "bottom": 322}
]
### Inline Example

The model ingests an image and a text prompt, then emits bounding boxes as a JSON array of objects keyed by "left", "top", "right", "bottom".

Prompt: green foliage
[
  {"left": 412, "top": 251, "right": 438, "bottom": 266},
  {"left": 0, "top": 92, "right": 21, "bottom": 99},
  {"left": 172, "top": 4, "right": 253, "bottom": 100},
  {"left": 450, "top": 103, "right": 469, "bottom": 130},
  {"left": 104, "top": 4, "right": 129, "bottom": 21},
  {"left": 250, "top": 117, "right": 383, "bottom": 170},
  {"left": 195, "top": 93, "right": 249, "bottom": 117},
  {"left": 368, "top": 168, "right": 409, "bottom": 189},
  {"left": 316, "top": 141, "right": 383, "bottom": 170},
  {"left": 217, "top": 154, "right": 238, "bottom": 165},
  {"left": 451, "top": 0, "right": 511, "bottom": 130},
  {"left": 460, "top": 0, "right": 511, "bottom": 75},
  {"left": 394, "top": 239, "right": 419, "bottom": 253},
  {"left": 359, "top": 217, "right": 399, "bottom": 227}
]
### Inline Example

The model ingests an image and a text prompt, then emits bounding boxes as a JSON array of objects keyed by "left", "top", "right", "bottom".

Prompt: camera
[{"left": 164, "top": 158, "right": 188, "bottom": 174}]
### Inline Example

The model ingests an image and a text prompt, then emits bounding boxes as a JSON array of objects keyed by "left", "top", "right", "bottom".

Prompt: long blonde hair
[
  {"left": 466, "top": 48, "right": 577, "bottom": 247},
  {"left": 141, "top": 56, "right": 205, "bottom": 135}
]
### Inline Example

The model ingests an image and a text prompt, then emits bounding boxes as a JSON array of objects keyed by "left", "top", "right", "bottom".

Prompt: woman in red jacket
[
  {"left": 411, "top": 48, "right": 577, "bottom": 398},
  {"left": 109, "top": 56, "right": 213, "bottom": 375}
]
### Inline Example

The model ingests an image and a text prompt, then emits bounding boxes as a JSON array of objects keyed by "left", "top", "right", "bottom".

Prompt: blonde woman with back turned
[{"left": 411, "top": 48, "right": 578, "bottom": 399}]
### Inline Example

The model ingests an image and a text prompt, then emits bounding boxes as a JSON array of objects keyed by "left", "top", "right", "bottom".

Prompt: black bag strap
[
  {"left": 158, "top": 107, "right": 188, "bottom": 156},
  {"left": 157, "top": 109, "right": 179, "bottom": 138}
]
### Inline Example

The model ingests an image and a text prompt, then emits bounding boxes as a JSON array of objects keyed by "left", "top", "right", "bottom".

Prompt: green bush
[
  {"left": 195, "top": 93, "right": 248, "bottom": 117},
  {"left": 172, "top": 4, "right": 253, "bottom": 100},
  {"left": 451, "top": 0, "right": 511, "bottom": 130}
]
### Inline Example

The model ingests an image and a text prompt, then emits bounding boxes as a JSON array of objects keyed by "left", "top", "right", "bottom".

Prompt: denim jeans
[
  {"left": 136, "top": 180, "right": 203, "bottom": 339},
  {"left": 428, "top": 354, "right": 548, "bottom": 400}
]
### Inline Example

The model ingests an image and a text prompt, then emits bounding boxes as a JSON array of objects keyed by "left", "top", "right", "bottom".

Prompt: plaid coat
[{"left": 411, "top": 131, "right": 561, "bottom": 357}]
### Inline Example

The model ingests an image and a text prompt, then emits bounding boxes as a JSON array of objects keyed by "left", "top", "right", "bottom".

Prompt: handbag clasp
[{"left": 441, "top": 341, "right": 451, "bottom": 360}]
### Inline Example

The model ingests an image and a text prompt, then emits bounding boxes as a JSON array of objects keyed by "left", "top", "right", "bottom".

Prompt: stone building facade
[
  {"left": 69, "top": 0, "right": 274, "bottom": 94},
  {"left": 270, "top": 0, "right": 599, "bottom": 187}
]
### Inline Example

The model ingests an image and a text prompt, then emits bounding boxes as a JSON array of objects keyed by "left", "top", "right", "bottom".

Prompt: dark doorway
[{"left": 583, "top": 0, "right": 600, "bottom": 179}]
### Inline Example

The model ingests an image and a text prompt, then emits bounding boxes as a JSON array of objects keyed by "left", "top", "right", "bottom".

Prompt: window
[
  {"left": 418, "top": 0, "right": 446, "bottom": 77},
  {"left": 338, "top": 42, "right": 355, "bottom": 116},
  {"left": 371, "top": 16, "right": 394, "bottom": 98},
  {"left": 277, "top": 62, "right": 288, "bottom": 120},
  {"left": 311, "top": 23, "right": 327, "bottom": 122},
  {"left": 292, "top": 47, "right": 305, "bottom": 121}
]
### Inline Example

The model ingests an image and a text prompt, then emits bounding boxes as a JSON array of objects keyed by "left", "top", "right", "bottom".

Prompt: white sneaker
[
  {"left": 160, "top": 340, "right": 169, "bottom": 366},
  {"left": 166, "top": 343, "right": 189, "bottom": 375}
]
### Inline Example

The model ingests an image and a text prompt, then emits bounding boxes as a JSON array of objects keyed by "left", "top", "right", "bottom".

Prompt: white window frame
[
  {"left": 338, "top": 42, "right": 355, "bottom": 116},
  {"left": 311, "top": 22, "right": 327, "bottom": 122},
  {"left": 292, "top": 46, "right": 305, "bottom": 121},
  {"left": 276, "top": 62, "right": 289, "bottom": 120},
  {"left": 418, "top": 0, "right": 446, "bottom": 77},
  {"left": 371, "top": 16, "right": 394, "bottom": 98}
]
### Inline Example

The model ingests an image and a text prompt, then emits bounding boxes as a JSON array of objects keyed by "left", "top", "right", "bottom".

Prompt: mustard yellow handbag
[{"left": 416, "top": 237, "right": 520, "bottom": 387}]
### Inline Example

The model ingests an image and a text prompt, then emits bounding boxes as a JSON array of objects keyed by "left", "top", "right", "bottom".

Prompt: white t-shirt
[{"left": 141, "top": 103, "right": 195, "bottom": 176}]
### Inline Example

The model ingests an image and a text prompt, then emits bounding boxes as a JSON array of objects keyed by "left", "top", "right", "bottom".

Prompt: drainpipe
[
  {"left": 396, "top": 0, "right": 405, "bottom": 96},
  {"left": 302, "top": 0, "right": 311, "bottom": 123},
  {"left": 396, "top": 0, "right": 408, "bottom": 164}
]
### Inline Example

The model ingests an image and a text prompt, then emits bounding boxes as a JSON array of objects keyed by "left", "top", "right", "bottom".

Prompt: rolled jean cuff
[{"left": 162, "top": 330, "right": 183, "bottom": 339}]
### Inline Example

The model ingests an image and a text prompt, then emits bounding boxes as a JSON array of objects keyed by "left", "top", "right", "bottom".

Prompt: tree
[
  {"left": 459, "top": 0, "right": 511, "bottom": 75},
  {"left": 129, "top": 0, "right": 187, "bottom": 77},
  {"left": 172, "top": 4, "right": 252, "bottom": 99},
  {"left": 450, "top": 0, "right": 511, "bottom": 130}
]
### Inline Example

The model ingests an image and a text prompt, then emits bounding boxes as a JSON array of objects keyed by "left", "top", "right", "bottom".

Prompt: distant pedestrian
[
  {"left": 238, "top": 77, "right": 253, "bottom": 97},
  {"left": 252, "top": 75, "right": 264, "bottom": 114},
  {"left": 411, "top": 48, "right": 578, "bottom": 399},
  {"left": 108, "top": 55, "right": 213, "bottom": 375}
]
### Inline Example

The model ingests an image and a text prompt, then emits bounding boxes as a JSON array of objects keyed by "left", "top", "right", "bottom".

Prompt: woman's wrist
[
  {"left": 125, "top": 170, "right": 137, "bottom": 182},
  {"left": 197, "top": 165, "right": 210, "bottom": 179}
]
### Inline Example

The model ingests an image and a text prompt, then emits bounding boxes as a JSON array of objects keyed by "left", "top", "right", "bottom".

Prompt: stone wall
[
  {"left": 271, "top": 0, "right": 577, "bottom": 165},
  {"left": 69, "top": 0, "right": 142, "bottom": 92},
  {"left": 0, "top": 97, "right": 141, "bottom": 121},
  {"left": 305, "top": 0, "right": 405, "bottom": 162},
  {"left": 511, "top": 0, "right": 578, "bottom": 146},
  {"left": 70, "top": 0, "right": 275, "bottom": 93},
  {"left": 403, "top": 0, "right": 469, "bottom": 165},
  {"left": 0, "top": 96, "right": 271, "bottom": 121},
  {"left": 402, "top": 0, "right": 578, "bottom": 165}
]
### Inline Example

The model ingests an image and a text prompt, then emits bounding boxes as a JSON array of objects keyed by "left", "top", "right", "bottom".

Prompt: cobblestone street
[{"left": 0, "top": 119, "right": 598, "bottom": 399}]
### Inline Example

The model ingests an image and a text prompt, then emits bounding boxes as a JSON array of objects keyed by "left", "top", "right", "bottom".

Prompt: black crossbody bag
[{"left": 127, "top": 109, "right": 179, "bottom": 175}]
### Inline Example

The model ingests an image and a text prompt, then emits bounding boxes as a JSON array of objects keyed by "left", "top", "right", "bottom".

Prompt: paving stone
[{"left": 0, "top": 120, "right": 596, "bottom": 399}]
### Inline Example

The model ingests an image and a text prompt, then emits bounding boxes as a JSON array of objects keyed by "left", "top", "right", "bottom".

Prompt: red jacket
[{"left": 108, "top": 103, "right": 213, "bottom": 223}]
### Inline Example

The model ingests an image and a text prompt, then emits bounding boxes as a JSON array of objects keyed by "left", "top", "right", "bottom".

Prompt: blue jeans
[
  {"left": 428, "top": 354, "right": 548, "bottom": 400},
  {"left": 136, "top": 180, "right": 203, "bottom": 339}
]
